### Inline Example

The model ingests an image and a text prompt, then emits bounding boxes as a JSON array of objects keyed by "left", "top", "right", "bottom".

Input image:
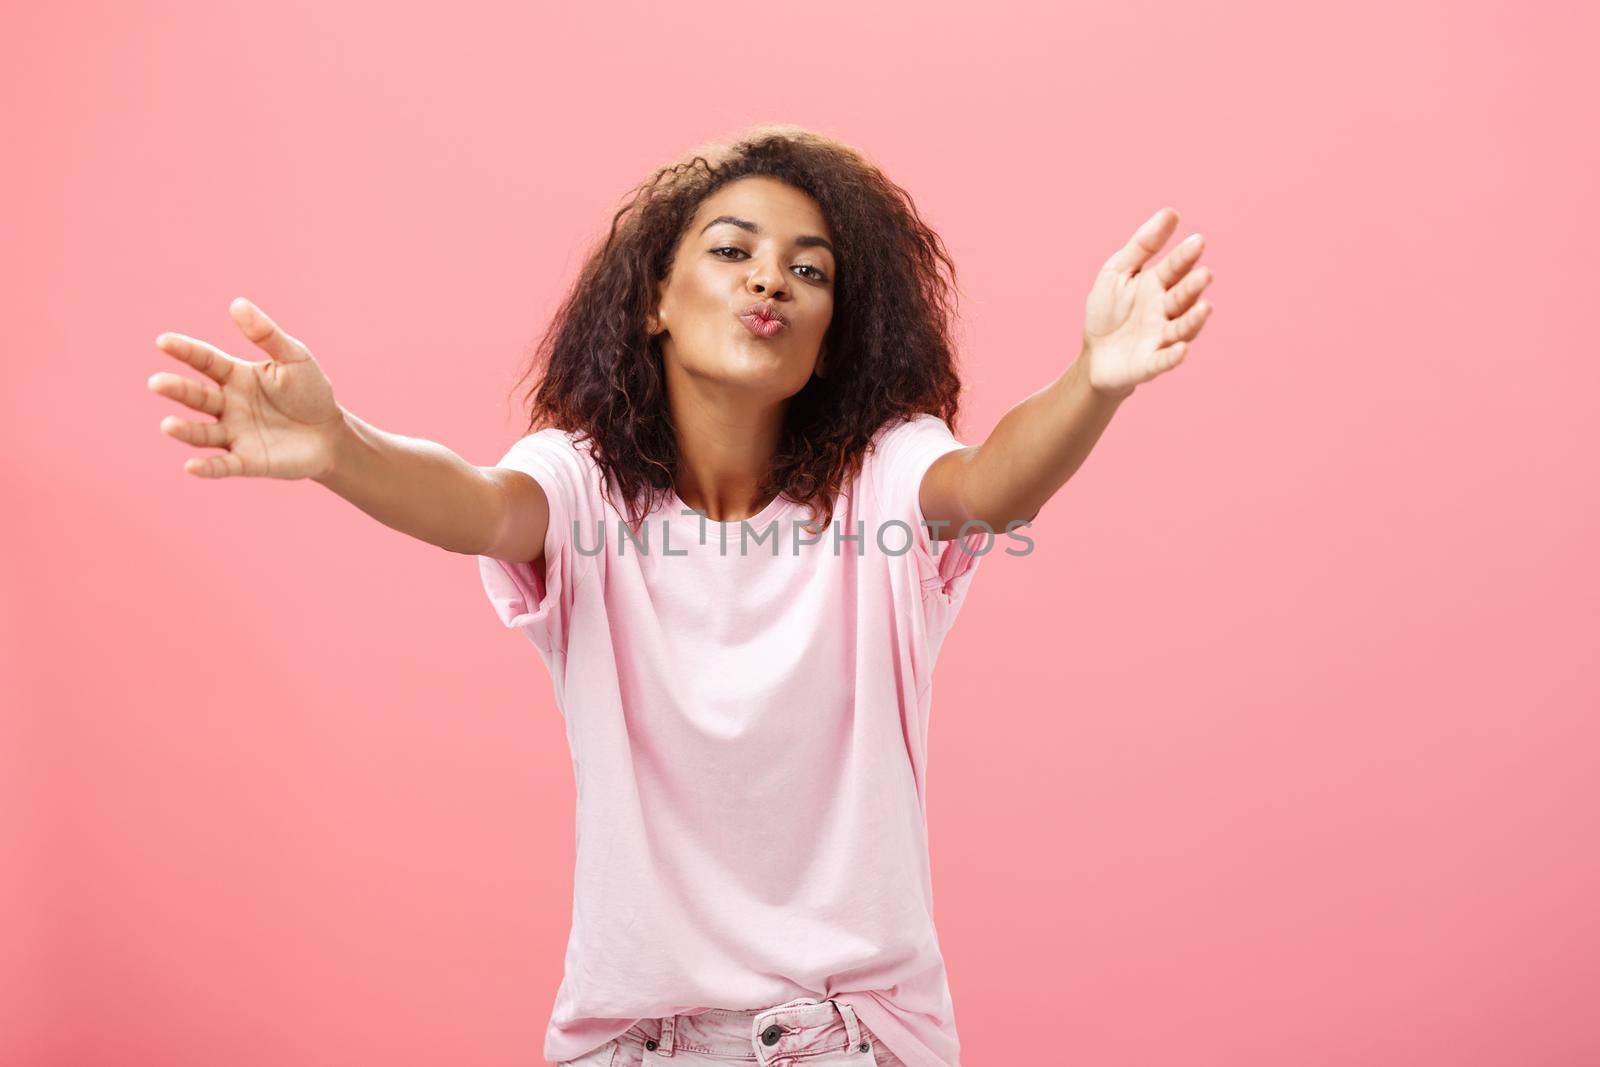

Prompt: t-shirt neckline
[{"left": 664, "top": 487, "right": 795, "bottom": 528}]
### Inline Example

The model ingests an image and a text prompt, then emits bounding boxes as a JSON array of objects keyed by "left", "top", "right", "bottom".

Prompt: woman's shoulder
[
  {"left": 860, "top": 413, "right": 961, "bottom": 484},
  {"left": 498, "top": 426, "right": 602, "bottom": 475},
  {"left": 866, "top": 412, "right": 955, "bottom": 455},
  {"left": 490, "top": 427, "right": 613, "bottom": 517}
]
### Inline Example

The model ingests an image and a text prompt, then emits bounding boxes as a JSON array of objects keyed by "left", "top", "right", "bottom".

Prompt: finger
[
  {"left": 160, "top": 415, "right": 230, "bottom": 448},
  {"left": 1161, "top": 300, "right": 1214, "bottom": 345},
  {"left": 155, "top": 332, "right": 240, "bottom": 386},
  {"left": 146, "top": 371, "right": 225, "bottom": 418},
  {"left": 230, "top": 297, "right": 307, "bottom": 364},
  {"left": 1163, "top": 266, "right": 1214, "bottom": 319},
  {"left": 1152, "top": 233, "right": 1206, "bottom": 290},
  {"left": 1154, "top": 340, "right": 1189, "bottom": 373},
  {"left": 183, "top": 451, "right": 245, "bottom": 479},
  {"left": 1102, "top": 207, "right": 1179, "bottom": 276}
]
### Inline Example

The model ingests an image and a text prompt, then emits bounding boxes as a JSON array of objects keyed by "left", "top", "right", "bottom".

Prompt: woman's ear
[{"left": 647, "top": 283, "right": 667, "bottom": 337}]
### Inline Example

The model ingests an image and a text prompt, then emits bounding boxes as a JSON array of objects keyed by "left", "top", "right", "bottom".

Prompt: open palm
[
  {"left": 1081, "top": 207, "right": 1215, "bottom": 398},
  {"left": 147, "top": 298, "right": 344, "bottom": 480}
]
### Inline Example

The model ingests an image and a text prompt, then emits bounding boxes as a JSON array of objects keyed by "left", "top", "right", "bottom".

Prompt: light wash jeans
[{"left": 557, "top": 996, "right": 910, "bottom": 1067}]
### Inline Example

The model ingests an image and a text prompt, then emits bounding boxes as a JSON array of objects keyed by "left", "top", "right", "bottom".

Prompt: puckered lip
[{"left": 737, "top": 301, "right": 789, "bottom": 326}]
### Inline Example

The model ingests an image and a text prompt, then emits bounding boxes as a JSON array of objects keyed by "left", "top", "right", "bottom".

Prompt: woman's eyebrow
[{"left": 699, "top": 215, "right": 835, "bottom": 256}]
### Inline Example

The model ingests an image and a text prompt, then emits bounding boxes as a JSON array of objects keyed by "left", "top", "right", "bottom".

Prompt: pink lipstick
[{"left": 739, "top": 312, "right": 788, "bottom": 338}]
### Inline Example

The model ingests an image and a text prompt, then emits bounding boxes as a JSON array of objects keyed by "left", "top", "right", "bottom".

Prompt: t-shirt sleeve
[
  {"left": 865, "top": 413, "right": 992, "bottom": 633},
  {"left": 475, "top": 429, "right": 597, "bottom": 660}
]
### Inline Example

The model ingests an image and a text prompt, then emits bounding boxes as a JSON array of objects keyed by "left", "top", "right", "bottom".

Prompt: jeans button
[
  {"left": 859, "top": 1041, "right": 871, "bottom": 1053},
  {"left": 645, "top": 1039, "right": 657, "bottom": 1051},
  {"left": 761, "top": 1024, "right": 782, "bottom": 1046}
]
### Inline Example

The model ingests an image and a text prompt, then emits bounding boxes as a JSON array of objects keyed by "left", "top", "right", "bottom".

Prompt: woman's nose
[{"left": 748, "top": 261, "right": 786, "bottom": 297}]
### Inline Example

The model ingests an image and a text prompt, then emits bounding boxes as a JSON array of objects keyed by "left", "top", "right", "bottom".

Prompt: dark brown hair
[{"left": 512, "top": 123, "right": 970, "bottom": 529}]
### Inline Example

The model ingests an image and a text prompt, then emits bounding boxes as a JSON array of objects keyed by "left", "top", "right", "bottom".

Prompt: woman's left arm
[{"left": 922, "top": 207, "right": 1216, "bottom": 534}]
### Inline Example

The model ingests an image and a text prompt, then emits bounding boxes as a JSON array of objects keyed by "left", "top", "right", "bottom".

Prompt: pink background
[{"left": 5, "top": 1, "right": 1596, "bottom": 1064}]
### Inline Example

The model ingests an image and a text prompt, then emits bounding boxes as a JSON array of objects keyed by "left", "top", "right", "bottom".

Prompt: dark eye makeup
[{"left": 710, "top": 246, "right": 830, "bottom": 283}]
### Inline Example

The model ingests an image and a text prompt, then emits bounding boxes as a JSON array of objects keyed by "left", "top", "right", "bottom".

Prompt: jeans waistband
[{"left": 622, "top": 996, "right": 867, "bottom": 1063}]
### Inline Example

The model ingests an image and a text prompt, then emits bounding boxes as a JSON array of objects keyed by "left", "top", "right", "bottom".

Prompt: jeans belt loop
[{"left": 832, "top": 999, "right": 862, "bottom": 1049}]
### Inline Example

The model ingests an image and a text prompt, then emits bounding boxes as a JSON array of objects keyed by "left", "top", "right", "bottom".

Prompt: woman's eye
[{"left": 711, "top": 247, "right": 829, "bottom": 283}]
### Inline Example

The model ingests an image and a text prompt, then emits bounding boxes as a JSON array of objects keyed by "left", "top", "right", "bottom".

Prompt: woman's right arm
[
  {"left": 148, "top": 296, "right": 551, "bottom": 563},
  {"left": 314, "top": 408, "right": 552, "bottom": 559}
]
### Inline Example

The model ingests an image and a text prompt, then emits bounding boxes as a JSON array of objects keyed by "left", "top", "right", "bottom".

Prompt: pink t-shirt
[{"left": 477, "top": 413, "right": 990, "bottom": 1067}]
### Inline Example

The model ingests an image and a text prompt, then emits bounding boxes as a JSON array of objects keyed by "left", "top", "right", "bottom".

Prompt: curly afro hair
[{"left": 511, "top": 122, "right": 973, "bottom": 530}]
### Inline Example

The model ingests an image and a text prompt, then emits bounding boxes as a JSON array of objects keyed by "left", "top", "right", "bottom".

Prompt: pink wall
[{"left": 5, "top": 1, "right": 1596, "bottom": 1064}]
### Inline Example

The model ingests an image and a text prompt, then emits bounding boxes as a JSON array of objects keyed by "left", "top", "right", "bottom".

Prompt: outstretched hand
[
  {"left": 147, "top": 298, "right": 345, "bottom": 480},
  {"left": 1080, "top": 208, "right": 1215, "bottom": 399}
]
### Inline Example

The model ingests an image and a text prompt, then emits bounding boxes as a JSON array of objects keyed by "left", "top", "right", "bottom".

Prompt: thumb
[{"left": 230, "top": 297, "right": 308, "bottom": 364}]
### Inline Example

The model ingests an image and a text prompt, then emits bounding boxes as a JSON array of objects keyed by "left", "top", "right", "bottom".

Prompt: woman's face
[{"left": 649, "top": 176, "right": 837, "bottom": 403}]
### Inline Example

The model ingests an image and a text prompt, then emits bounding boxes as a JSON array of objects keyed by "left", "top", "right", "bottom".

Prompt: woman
[{"left": 146, "top": 124, "right": 1214, "bottom": 1067}]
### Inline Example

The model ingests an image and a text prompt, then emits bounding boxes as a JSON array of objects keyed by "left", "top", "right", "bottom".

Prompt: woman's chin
[{"left": 689, "top": 350, "right": 811, "bottom": 392}]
